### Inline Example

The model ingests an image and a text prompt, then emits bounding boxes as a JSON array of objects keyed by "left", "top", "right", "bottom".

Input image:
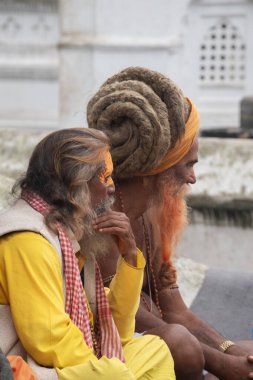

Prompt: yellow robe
[{"left": 0, "top": 231, "right": 175, "bottom": 380}]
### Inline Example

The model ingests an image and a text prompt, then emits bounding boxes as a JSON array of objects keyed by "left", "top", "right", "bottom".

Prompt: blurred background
[{"left": 0, "top": 0, "right": 253, "bottom": 287}]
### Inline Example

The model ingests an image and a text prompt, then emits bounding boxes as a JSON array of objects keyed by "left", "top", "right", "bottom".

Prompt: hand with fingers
[
  {"left": 207, "top": 350, "right": 253, "bottom": 380},
  {"left": 92, "top": 210, "right": 137, "bottom": 266},
  {"left": 224, "top": 341, "right": 253, "bottom": 380},
  {"left": 222, "top": 355, "right": 253, "bottom": 380}
]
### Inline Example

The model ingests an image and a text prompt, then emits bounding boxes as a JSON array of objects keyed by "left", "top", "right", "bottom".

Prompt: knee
[{"left": 153, "top": 324, "right": 205, "bottom": 375}]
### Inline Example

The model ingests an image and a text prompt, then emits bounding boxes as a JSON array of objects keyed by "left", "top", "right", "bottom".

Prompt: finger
[
  {"left": 93, "top": 219, "right": 129, "bottom": 230},
  {"left": 93, "top": 218, "right": 130, "bottom": 230},
  {"left": 247, "top": 356, "right": 253, "bottom": 363},
  {"left": 93, "top": 217, "right": 128, "bottom": 227},
  {"left": 94, "top": 211, "right": 128, "bottom": 223},
  {"left": 96, "top": 226, "right": 130, "bottom": 236},
  {"left": 93, "top": 217, "right": 127, "bottom": 227},
  {"left": 94, "top": 225, "right": 130, "bottom": 234}
]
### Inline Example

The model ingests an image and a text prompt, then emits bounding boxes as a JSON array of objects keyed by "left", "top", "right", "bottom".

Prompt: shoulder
[
  {"left": 1, "top": 230, "right": 52, "bottom": 246},
  {"left": 0, "top": 199, "right": 45, "bottom": 238},
  {"left": 0, "top": 231, "right": 60, "bottom": 267},
  {"left": 0, "top": 199, "right": 62, "bottom": 259}
]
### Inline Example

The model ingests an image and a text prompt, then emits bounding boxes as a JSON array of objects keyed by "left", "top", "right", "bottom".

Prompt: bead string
[
  {"left": 141, "top": 215, "right": 163, "bottom": 318},
  {"left": 115, "top": 180, "right": 163, "bottom": 318}
]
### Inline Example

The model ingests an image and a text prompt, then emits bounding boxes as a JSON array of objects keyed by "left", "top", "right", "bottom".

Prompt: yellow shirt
[{"left": 0, "top": 231, "right": 145, "bottom": 369}]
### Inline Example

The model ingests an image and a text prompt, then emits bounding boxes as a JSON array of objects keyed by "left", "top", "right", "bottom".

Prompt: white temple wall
[
  {"left": 0, "top": 0, "right": 59, "bottom": 129},
  {"left": 183, "top": 0, "right": 253, "bottom": 128},
  {"left": 59, "top": 0, "right": 188, "bottom": 127},
  {"left": 0, "top": 0, "right": 252, "bottom": 129},
  {"left": 59, "top": 0, "right": 253, "bottom": 129}
]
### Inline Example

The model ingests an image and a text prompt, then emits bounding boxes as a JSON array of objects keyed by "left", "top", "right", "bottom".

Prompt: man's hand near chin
[{"left": 92, "top": 210, "right": 137, "bottom": 266}]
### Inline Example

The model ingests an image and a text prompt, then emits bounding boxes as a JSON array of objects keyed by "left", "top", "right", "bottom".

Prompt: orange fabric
[
  {"left": 99, "top": 151, "right": 114, "bottom": 186},
  {"left": 7, "top": 356, "right": 37, "bottom": 380},
  {"left": 140, "top": 98, "right": 200, "bottom": 176}
]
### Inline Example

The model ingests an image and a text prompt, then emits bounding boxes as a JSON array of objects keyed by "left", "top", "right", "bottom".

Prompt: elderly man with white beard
[{"left": 0, "top": 128, "right": 175, "bottom": 379}]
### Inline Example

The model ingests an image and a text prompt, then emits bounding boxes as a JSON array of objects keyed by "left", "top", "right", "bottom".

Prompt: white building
[{"left": 0, "top": 0, "right": 252, "bottom": 130}]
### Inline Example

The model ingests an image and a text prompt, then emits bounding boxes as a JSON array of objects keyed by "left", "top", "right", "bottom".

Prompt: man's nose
[
  {"left": 188, "top": 169, "right": 196, "bottom": 185},
  {"left": 107, "top": 181, "right": 115, "bottom": 195}
]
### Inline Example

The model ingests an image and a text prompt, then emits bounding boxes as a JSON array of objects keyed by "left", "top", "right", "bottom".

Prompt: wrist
[
  {"left": 225, "top": 343, "right": 248, "bottom": 356},
  {"left": 203, "top": 343, "right": 234, "bottom": 377},
  {"left": 122, "top": 250, "right": 137, "bottom": 266}
]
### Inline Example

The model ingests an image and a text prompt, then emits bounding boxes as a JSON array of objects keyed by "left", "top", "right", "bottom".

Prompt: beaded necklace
[
  {"left": 141, "top": 215, "right": 163, "bottom": 318},
  {"left": 115, "top": 180, "right": 163, "bottom": 318}
]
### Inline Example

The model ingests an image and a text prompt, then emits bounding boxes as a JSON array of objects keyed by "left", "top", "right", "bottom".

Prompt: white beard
[{"left": 79, "top": 195, "right": 115, "bottom": 258}]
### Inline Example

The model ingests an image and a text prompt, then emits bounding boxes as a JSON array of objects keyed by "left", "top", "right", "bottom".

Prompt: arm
[
  {"left": 159, "top": 288, "right": 225, "bottom": 347},
  {"left": 0, "top": 231, "right": 97, "bottom": 368},
  {"left": 92, "top": 210, "right": 145, "bottom": 344},
  {"left": 135, "top": 292, "right": 166, "bottom": 332},
  {"left": 159, "top": 287, "right": 253, "bottom": 379},
  {"left": 107, "top": 250, "right": 145, "bottom": 344},
  {"left": 143, "top": 217, "right": 253, "bottom": 379}
]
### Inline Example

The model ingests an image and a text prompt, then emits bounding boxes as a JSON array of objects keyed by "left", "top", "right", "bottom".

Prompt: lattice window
[{"left": 199, "top": 19, "right": 246, "bottom": 86}]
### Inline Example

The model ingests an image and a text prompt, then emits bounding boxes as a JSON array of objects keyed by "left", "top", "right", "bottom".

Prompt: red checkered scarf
[{"left": 22, "top": 191, "right": 125, "bottom": 362}]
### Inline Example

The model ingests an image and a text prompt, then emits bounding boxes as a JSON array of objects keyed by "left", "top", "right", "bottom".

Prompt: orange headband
[
  {"left": 99, "top": 151, "right": 114, "bottom": 186},
  {"left": 139, "top": 98, "right": 200, "bottom": 176}
]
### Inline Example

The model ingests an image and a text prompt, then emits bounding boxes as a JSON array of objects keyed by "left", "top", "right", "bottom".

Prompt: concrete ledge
[{"left": 191, "top": 137, "right": 253, "bottom": 200}]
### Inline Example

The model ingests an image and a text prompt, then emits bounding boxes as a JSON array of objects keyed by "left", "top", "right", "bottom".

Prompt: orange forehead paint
[{"left": 99, "top": 151, "right": 114, "bottom": 186}]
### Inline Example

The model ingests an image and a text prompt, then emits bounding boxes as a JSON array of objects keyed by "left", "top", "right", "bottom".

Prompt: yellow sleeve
[
  {"left": 106, "top": 249, "right": 145, "bottom": 345},
  {"left": 0, "top": 231, "right": 97, "bottom": 369}
]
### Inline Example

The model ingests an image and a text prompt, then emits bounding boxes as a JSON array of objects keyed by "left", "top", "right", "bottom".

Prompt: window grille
[{"left": 199, "top": 18, "right": 246, "bottom": 86}]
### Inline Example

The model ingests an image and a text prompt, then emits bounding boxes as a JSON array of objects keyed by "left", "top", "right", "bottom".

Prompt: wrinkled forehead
[{"left": 183, "top": 137, "right": 199, "bottom": 162}]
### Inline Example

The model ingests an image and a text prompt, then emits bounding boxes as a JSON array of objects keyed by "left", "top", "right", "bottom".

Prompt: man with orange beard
[{"left": 87, "top": 66, "right": 253, "bottom": 380}]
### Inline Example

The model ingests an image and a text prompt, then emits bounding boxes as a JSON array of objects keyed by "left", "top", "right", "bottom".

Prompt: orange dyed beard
[{"left": 146, "top": 171, "right": 190, "bottom": 286}]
